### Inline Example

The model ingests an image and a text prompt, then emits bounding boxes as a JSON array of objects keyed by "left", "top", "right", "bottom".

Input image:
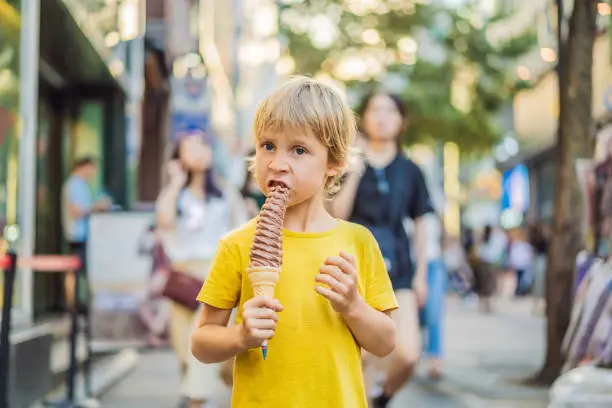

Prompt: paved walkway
[
  {"left": 100, "top": 350, "right": 182, "bottom": 407},
  {"left": 100, "top": 295, "right": 550, "bottom": 407}
]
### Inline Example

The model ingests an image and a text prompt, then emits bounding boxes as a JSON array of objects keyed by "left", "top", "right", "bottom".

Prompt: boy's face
[{"left": 255, "top": 130, "right": 340, "bottom": 206}]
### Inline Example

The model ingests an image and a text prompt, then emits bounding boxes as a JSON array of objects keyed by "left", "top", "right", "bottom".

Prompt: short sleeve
[
  {"left": 360, "top": 229, "right": 398, "bottom": 313},
  {"left": 197, "top": 240, "right": 242, "bottom": 309},
  {"left": 407, "top": 163, "right": 433, "bottom": 219},
  {"left": 68, "top": 180, "right": 92, "bottom": 211}
]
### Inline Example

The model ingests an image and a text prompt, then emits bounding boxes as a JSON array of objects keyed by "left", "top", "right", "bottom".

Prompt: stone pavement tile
[
  {"left": 101, "top": 349, "right": 181, "bottom": 408},
  {"left": 433, "top": 296, "right": 549, "bottom": 403},
  {"left": 392, "top": 377, "right": 471, "bottom": 408}
]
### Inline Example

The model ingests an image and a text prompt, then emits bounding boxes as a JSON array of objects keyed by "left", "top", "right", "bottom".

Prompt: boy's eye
[
  {"left": 295, "top": 147, "right": 307, "bottom": 155},
  {"left": 262, "top": 142, "right": 274, "bottom": 151}
]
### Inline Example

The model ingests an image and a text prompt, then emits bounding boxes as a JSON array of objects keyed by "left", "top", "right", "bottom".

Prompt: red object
[{"left": 0, "top": 255, "right": 81, "bottom": 271}]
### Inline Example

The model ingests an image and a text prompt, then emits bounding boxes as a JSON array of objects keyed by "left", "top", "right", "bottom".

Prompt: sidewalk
[
  {"left": 101, "top": 350, "right": 182, "bottom": 407},
  {"left": 99, "top": 295, "right": 550, "bottom": 407},
  {"left": 422, "top": 295, "right": 549, "bottom": 405}
]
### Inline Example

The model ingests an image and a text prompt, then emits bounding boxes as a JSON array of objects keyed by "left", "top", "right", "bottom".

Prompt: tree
[
  {"left": 279, "top": 1, "right": 535, "bottom": 153},
  {"left": 535, "top": 0, "right": 597, "bottom": 384}
]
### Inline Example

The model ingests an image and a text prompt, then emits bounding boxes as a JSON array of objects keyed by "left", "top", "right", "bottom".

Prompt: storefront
[
  {"left": 507, "top": 29, "right": 612, "bottom": 224},
  {"left": 0, "top": 0, "right": 30, "bottom": 323},
  {"left": 0, "top": 0, "right": 144, "bottom": 405}
]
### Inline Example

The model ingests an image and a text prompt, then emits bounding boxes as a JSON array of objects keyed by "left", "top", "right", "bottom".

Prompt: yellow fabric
[{"left": 197, "top": 219, "right": 398, "bottom": 408}]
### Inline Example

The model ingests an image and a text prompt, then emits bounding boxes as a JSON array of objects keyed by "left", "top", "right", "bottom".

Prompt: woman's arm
[
  {"left": 328, "top": 149, "right": 365, "bottom": 220},
  {"left": 155, "top": 182, "right": 182, "bottom": 229},
  {"left": 329, "top": 172, "right": 360, "bottom": 220},
  {"left": 156, "top": 160, "right": 187, "bottom": 229}
]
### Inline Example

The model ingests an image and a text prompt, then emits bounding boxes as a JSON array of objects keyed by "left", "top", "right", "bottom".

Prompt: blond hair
[{"left": 252, "top": 76, "right": 357, "bottom": 195}]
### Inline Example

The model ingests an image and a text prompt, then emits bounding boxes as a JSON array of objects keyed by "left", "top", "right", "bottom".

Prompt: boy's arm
[
  {"left": 192, "top": 296, "right": 284, "bottom": 364},
  {"left": 191, "top": 305, "right": 245, "bottom": 364},
  {"left": 315, "top": 252, "right": 397, "bottom": 357},
  {"left": 343, "top": 298, "right": 396, "bottom": 357}
]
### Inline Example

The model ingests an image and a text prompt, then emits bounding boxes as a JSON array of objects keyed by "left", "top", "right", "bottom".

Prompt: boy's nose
[{"left": 269, "top": 153, "right": 290, "bottom": 172}]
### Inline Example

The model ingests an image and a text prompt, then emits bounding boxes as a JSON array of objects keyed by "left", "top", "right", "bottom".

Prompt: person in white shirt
[
  {"left": 474, "top": 225, "right": 508, "bottom": 313},
  {"left": 156, "top": 132, "right": 247, "bottom": 408},
  {"left": 507, "top": 230, "right": 534, "bottom": 296}
]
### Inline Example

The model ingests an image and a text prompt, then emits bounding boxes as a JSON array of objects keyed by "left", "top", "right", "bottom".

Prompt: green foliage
[{"left": 279, "top": 1, "right": 537, "bottom": 154}]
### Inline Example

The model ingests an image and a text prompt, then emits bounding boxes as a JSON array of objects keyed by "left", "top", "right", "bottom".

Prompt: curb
[{"left": 31, "top": 349, "right": 140, "bottom": 407}]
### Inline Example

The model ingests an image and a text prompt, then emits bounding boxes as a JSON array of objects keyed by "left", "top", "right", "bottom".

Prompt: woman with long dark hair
[
  {"left": 239, "top": 149, "right": 266, "bottom": 218},
  {"left": 156, "top": 132, "right": 247, "bottom": 408},
  {"left": 330, "top": 92, "right": 433, "bottom": 407}
]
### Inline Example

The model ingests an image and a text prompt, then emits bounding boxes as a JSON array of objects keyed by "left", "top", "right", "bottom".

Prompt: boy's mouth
[{"left": 267, "top": 180, "right": 289, "bottom": 190}]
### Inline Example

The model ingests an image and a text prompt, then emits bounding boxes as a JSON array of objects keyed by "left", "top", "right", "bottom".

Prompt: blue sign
[
  {"left": 501, "top": 164, "right": 530, "bottom": 212},
  {"left": 171, "top": 113, "right": 210, "bottom": 141}
]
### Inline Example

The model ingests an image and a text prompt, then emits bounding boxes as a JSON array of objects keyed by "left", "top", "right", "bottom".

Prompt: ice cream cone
[
  {"left": 248, "top": 266, "right": 280, "bottom": 297},
  {"left": 247, "top": 185, "right": 290, "bottom": 361},
  {"left": 247, "top": 265, "right": 280, "bottom": 360}
]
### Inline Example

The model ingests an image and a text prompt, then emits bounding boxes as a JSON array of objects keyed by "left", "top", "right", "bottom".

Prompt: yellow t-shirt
[{"left": 197, "top": 218, "right": 398, "bottom": 408}]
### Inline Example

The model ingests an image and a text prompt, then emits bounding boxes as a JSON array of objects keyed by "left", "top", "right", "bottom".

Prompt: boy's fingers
[
  {"left": 315, "top": 273, "right": 348, "bottom": 295},
  {"left": 251, "top": 328, "right": 275, "bottom": 341},
  {"left": 315, "top": 285, "right": 344, "bottom": 304},
  {"left": 245, "top": 317, "right": 277, "bottom": 331},
  {"left": 339, "top": 251, "right": 356, "bottom": 266},
  {"left": 243, "top": 307, "right": 278, "bottom": 321},
  {"left": 246, "top": 295, "right": 283, "bottom": 311},
  {"left": 319, "top": 265, "right": 353, "bottom": 286},
  {"left": 324, "top": 256, "right": 357, "bottom": 276}
]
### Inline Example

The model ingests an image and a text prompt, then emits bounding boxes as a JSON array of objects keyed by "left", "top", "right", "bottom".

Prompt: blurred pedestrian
[
  {"left": 421, "top": 211, "right": 446, "bottom": 379},
  {"left": 528, "top": 222, "right": 549, "bottom": 313},
  {"left": 62, "top": 156, "right": 112, "bottom": 310},
  {"left": 473, "top": 224, "right": 507, "bottom": 313},
  {"left": 330, "top": 91, "right": 433, "bottom": 408},
  {"left": 137, "top": 223, "right": 172, "bottom": 347},
  {"left": 156, "top": 131, "right": 247, "bottom": 408},
  {"left": 507, "top": 228, "right": 534, "bottom": 297}
]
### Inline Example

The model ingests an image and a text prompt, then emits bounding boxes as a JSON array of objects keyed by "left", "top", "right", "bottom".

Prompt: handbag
[
  {"left": 156, "top": 232, "right": 204, "bottom": 311},
  {"left": 161, "top": 268, "right": 203, "bottom": 311}
]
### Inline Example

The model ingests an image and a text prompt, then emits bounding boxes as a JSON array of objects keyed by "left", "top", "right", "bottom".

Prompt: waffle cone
[{"left": 247, "top": 266, "right": 280, "bottom": 297}]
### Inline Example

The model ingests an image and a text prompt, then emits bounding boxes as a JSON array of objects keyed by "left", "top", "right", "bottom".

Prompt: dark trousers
[{"left": 515, "top": 269, "right": 530, "bottom": 296}]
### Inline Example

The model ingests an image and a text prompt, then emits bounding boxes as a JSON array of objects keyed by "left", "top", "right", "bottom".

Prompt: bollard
[{"left": 0, "top": 250, "right": 18, "bottom": 408}]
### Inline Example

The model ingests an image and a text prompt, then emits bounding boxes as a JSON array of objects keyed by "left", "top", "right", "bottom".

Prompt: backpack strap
[{"left": 386, "top": 158, "right": 409, "bottom": 229}]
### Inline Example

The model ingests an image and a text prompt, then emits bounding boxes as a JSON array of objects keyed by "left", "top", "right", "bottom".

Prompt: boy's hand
[
  {"left": 239, "top": 296, "right": 283, "bottom": 350},
  {"left": 315, "top": 251, "right": 362, "bottom": 315}
]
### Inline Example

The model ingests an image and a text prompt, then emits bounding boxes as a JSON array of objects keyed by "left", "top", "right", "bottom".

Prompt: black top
[{"left": 350, "top": 154, "right": 433, "bottom": 289}]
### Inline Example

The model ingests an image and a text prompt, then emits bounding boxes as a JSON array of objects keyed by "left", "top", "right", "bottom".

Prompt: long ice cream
[
  {"left": 247, "top": 184, "right": 290, "bottom": 359},
  {"left": 249, "top": 185, "right": 290, "bottom": 268}
]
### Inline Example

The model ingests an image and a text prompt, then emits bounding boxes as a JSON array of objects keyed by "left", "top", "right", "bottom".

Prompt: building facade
[{"left": 0, "top": 0, "right": 145, "bottom": 405}]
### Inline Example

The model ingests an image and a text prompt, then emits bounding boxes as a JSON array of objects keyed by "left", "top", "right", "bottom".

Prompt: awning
[{"left": 38, "top": 0, "right": 124, "bottom": 91}]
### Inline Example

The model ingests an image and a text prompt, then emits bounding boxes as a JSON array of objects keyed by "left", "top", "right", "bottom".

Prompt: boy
[{"left": 191, "top": 77, "right": 398, "bottom": 407}]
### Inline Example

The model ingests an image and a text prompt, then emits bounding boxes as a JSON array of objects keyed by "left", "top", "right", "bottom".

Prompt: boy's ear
[{"left": 326, "top": 160, "right": 344, "bottom": 177}]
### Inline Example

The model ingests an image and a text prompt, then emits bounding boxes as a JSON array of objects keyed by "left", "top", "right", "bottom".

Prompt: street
[{"left": 100, "top": 296, "right": 550, "bottom": 408}]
